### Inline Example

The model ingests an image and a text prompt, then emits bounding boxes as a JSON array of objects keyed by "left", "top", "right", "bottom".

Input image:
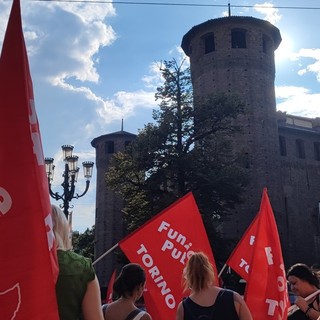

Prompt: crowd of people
[{"left": 51, "top": 205, "right": 320, "bottom": 320}]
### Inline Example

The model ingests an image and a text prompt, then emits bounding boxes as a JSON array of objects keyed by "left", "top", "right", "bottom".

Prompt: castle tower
[
  {"left": 181, "top": 17, "right": 288, "bottom": 254},
  {"left": 91, "top": 129, "right": 136, "bottom": 291}
]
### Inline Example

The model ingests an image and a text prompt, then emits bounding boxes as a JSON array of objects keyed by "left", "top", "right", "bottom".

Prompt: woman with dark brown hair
[
  {"left": 104, "top": 263, "right": 152, "bottom": 320},
  {"left": 287, "top": 263, "right": 320, "bottom": 320}
]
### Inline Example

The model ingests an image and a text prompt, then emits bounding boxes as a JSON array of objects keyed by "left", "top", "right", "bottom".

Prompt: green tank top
[{"left": 56, "top": 250, "right": 95, "bottom": 320}]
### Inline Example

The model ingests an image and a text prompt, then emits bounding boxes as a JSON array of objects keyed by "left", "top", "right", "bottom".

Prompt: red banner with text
[
  {"left": 0, "top": 0, "right": 59, "bottom": 318},
  {"left": 226, "top": 211, "right": 259, "bottom": 281},
  {"left": 119, "top": 192, "right": 218, "bottom": 320},
  {"left": 244, "top": 188, "right": 289, "bottom": 319}
]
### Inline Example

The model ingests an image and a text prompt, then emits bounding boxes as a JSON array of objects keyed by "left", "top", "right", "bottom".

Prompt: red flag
[
  {"left": 106, "top": 270, "right": 116, "bottom": 304},
  {"left": 244, "top": 188, "right": 289, "bottom": 319},
  {"left": 119, "top": 192, "right": 218, "bottom": 320},
  {"left": 0, "top": 0, "right": 59, "bottom": 319},
  {"left": 226, "top": 210, "right": 259, "bottom": 281}
]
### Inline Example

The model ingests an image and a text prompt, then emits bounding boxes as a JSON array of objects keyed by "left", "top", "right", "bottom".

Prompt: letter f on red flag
[
  {"left": 0, "top": 0, "right": 59, "bottom": 319},
  {"left": 244, "top": 188, "right": 289, "bottom": 320}
]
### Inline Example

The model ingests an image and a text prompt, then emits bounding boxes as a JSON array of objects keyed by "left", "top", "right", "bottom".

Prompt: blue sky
[{"left": 1, "top": 0, "right": 320, "bottom": 232}]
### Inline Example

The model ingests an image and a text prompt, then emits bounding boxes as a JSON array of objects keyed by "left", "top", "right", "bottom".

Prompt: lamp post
[{"left": 45, "top": 145, "right": 94, "bottom": 219}]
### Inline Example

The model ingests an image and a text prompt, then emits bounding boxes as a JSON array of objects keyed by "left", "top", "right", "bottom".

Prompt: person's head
[
  {"left": 183, "top": 252, "right": 215, "bottom": 292},
  {"left": 113, "top": 263, "right": 146, "bottom": 300},
  {"left": 51, "top": 204, "right": 72, "bottom": 250},
  {"left": 287, "top": 263, "right": 320, "bottom": 297}
]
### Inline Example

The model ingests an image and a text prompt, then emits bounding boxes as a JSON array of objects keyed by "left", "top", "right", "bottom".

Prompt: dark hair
[
  {"left": 287, "top": 263, "right": 320, "bottom": 288},
  {"left": 113, "top": 263, "right": 146, "bottom": 298}
]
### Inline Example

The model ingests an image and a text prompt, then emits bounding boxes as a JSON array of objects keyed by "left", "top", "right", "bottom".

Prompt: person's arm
[
  {"left": 141, "top": 312, "right": 152, "bottom": 320},
  {"left": 82, "top": 275, "right": 104, "bottom": 320},
  {"left": 233, "top": 292, "right": 253, "bottom": 320},
  {"left": 295, "top": 296, "right": 320, "bottom": 320},
  {"left": 176, "top": 301, "right": 184, "bottom": 320}
]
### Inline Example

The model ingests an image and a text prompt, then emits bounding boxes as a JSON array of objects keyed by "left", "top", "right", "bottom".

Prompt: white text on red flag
[
  {"left": 119, "top": 193, "right": 218, "bottom": 320},
  {"left": 0, "top": 0, "right": 59, "bottom": 318},
  {"left": 244, "top": 188, "right": 289, "bottom": 320}
]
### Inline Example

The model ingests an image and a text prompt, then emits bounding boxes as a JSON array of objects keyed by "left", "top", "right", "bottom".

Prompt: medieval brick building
[
  {"left": 92, "top": 16, "right": 320, "bottom": 289},
  {"left": 181, "top": 16, "right": 320, "bottom": 267},
  {"left": 91, "top": 129, "right": 136, "bottom": 290}
]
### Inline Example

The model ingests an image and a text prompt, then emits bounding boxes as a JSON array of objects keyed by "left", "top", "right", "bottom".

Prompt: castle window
[
  {"left": 231, "top": 28, "right": 246, "bottom": 48},
  {"left": 314, "top": 142, "right": 320, "bottom": 161},
  {"left": 125, "top": 140, "right": 132, "bottom": 148},
  {"left": 296, "top": 139, "right": 305, "bottom": 159},
  {"left": 202, "top": 33, "right": 215, "bottom": 54},
  {"left": 279, "top": 136, "right": 287, "bottom": 156},
  {"left": 105, "top": 141, "right": 114, "bottom": 154}
]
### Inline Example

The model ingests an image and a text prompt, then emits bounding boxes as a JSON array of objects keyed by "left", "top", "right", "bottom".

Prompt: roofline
[
  {"left": 91, "top": 131, "right": 137, "bottom": 147},
  {"left": 181, "top": 16, "right": 282, "bottom": 55}
]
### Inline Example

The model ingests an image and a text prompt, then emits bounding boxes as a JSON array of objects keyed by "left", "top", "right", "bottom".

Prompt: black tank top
[{"left": 182, "top": 289, "right": 239, "bottom": 320}]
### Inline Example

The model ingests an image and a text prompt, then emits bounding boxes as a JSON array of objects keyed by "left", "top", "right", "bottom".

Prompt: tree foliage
[
  {"left": 106, "top": 58, "right": 249, "bottom": 261},
  {"left": 72, "top": 226, "right": 95, "bottom": 261}
]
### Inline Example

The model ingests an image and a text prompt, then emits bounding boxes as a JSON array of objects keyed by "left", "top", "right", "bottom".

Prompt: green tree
[
  {"left": 106, "top": 58, "right": 248, "bottom": 262},
  {"left": 72, "top": 226, "right": 95, "bottom": 261}
]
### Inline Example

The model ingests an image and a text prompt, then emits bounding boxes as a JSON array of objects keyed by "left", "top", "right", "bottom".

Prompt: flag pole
[
  {"left": 93, "top": 243, "right": 119, "bottom": 266},
  {"left": 218, "top": 263, "right": 227, "bottom": 278},
  {"left": 287, "top": 289, "right": 320, "bottom": 316}
]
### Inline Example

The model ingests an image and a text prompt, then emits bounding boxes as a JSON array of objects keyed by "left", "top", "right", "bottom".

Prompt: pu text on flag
[
  {"left": 119, "top": 192, "right": 218, "bottom": 320},
  {"left": 0, "top": 0, "right": 59, "bottom": 318}
]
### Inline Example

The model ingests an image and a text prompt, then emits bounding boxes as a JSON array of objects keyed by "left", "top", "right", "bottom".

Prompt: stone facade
[
  {"left": 181, "top": 16, "right": 320, "bottom": 266},
  {"left": 91, "top": 130, "right": 136, "bottom": 289},
  {"left": 92, "top": 17, "right": 320, "bottom": 291},
  {"left": 277, "top": 114, "right": 320, "bottom": 264}
]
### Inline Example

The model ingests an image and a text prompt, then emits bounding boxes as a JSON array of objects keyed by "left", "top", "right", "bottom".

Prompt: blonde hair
[
  {"left": 51, "top": 204, "right": 72, "bottom": 250},
  {"left": 183, "top": 252, "right": 215, "bottom": 292}
]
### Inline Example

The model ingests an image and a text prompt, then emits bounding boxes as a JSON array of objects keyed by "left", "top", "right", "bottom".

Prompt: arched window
[{"left": 231, "top": 28, "right": 246, "bottom": 48}]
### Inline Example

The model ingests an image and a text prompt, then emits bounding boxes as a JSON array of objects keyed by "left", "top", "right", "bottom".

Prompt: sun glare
[{"left": 275, "top": 33, "right": 293, "bottom": 64}]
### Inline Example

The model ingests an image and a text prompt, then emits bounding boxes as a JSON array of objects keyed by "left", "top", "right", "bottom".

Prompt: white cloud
[
  {"left": 96, "top": 90, "right": 157, "bottom": 124},
  {"left": 253, "top": 2, "right": 282, "bottom": 25},
  {"left": 291, "top": 48, "right": 320, "bottom": 81},
  {"left": 0, "top": 1, "right": 117, "bottom": 86},
  {"left": 142, "top": 62, "right": 163, "bottom": 89},
  {"left": 276, "top": 85, "right": 320, "bottom": 118}
]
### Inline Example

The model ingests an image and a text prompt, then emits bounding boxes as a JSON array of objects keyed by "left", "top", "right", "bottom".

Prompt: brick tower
[
  {"left": 91, "top": 128, "right": 136, "bottom": 291},
  {"left": 181, "top": 17, "right": 288, "bottom": 255}
]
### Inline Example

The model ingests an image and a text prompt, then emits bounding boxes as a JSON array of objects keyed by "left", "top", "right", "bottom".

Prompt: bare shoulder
[
  {"left": 232, "top": 291, "right": 245, "bottom": 303},
  {"left": 231, "top": 291, "right": 253, "bottom": 320},
  {"left": 141, "top": 312, "right": 152, "bottom": 320},
  {"left": 176, "top": 301, "right": 184, "bottom": 320}
]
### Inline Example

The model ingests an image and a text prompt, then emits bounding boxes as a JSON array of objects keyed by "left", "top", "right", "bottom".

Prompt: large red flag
[
  {"left": 244, "top": 188, "right": 289, "bottom": 319},
  {"left": 0, "top": 0, "right": 59, "bottom": 319},
  {"left": 119, "top": 192, "right": 218, "bottom": 320},
  {"left": 226, "top": 210, "right": 259, "bottom": 281}
]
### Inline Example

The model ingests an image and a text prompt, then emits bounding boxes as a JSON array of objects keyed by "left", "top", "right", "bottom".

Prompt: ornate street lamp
[{"left": 45, "top": 145, "right": 94, "bottom": 219}]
